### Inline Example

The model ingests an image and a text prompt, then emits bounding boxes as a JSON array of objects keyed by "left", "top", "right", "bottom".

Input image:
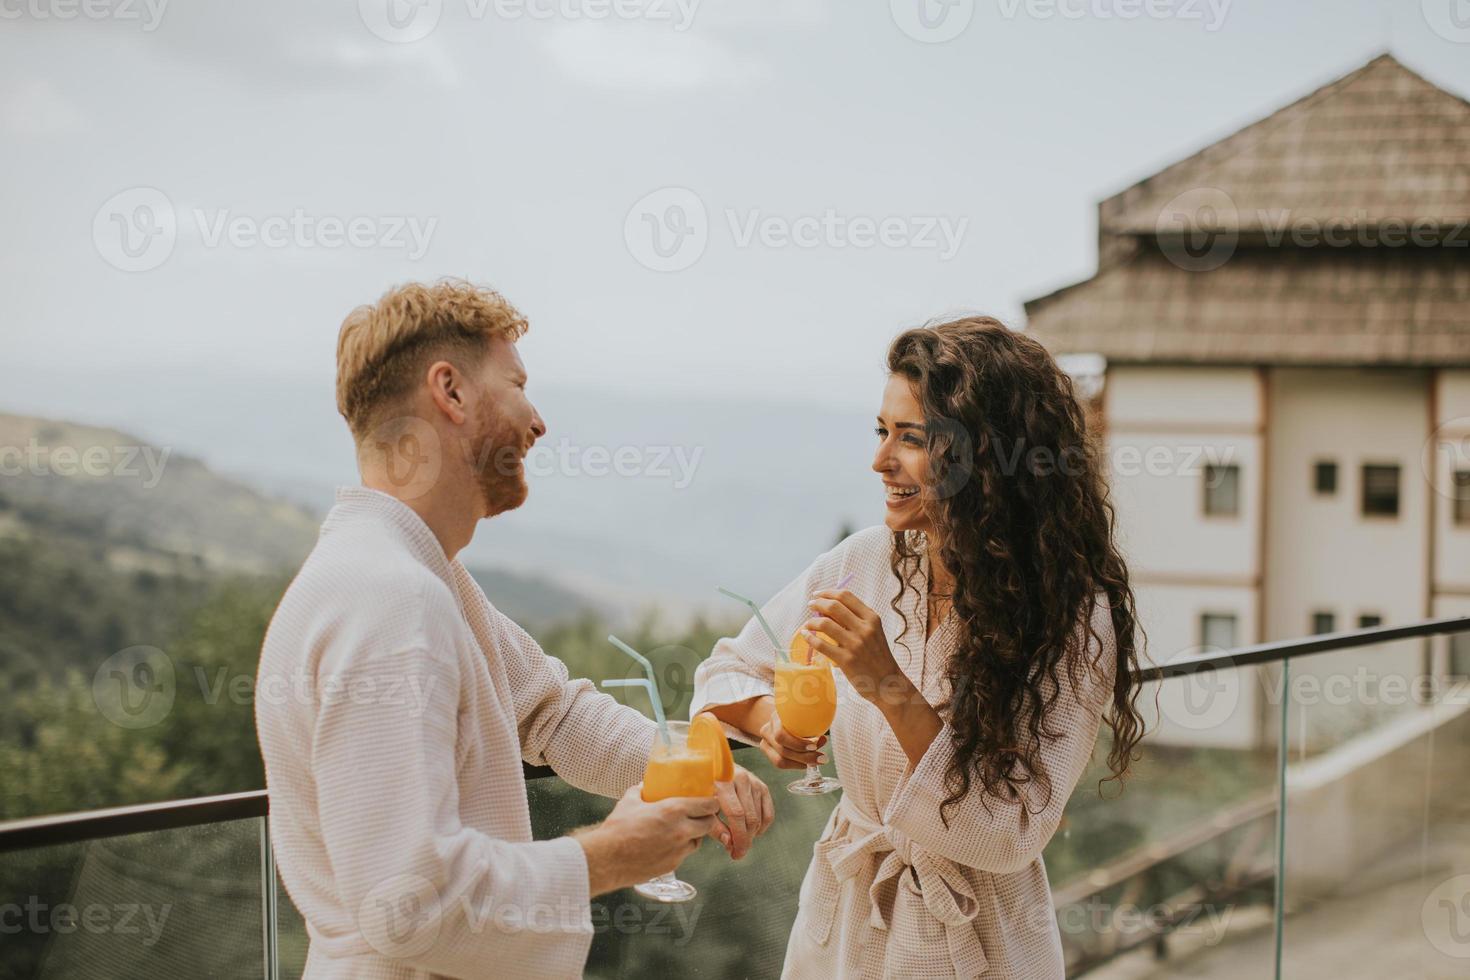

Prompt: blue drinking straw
[
  {"left": 601, "top": 634, "right": 671, "bottom": 746},
  {"left": 717, "top": 587, "right": 789, "bottom": 662}
]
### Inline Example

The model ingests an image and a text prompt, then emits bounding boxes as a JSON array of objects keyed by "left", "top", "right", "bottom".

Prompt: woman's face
[{"left": 872, "top": 374, "right": 932, "bottom": 533}]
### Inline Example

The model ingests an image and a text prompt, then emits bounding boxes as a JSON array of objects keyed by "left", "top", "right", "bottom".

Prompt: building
[{"left": 1024, "top": 54, "right": 1470, "bottom": 749}]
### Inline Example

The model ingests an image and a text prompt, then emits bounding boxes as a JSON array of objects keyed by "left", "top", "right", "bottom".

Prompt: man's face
[{"left": 468, "top": 335, "right": 545, "bottom": 518}]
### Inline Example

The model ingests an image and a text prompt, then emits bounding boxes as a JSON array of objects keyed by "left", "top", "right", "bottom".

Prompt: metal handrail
[
  {"left": 1137, "top": 614, "right": 1470, "bottom": 682},
  {"left": 2, "top": 614, "right": 1466, "bottom": 854},
  {"left": 0, "top": 742, "right": 754, "bottom": 853}
]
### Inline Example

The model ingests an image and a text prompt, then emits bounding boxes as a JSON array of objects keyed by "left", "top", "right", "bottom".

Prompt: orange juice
[
  {"left": 774, "top": 659, "right": 838, "bottom": 738},
  {"left": 641, "top": 745, "right": 715, "bottom": 801}
]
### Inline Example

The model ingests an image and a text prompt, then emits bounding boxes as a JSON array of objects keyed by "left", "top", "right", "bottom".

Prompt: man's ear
[{"left": 425, "top": 360, "right": 469, "bottom": 425}]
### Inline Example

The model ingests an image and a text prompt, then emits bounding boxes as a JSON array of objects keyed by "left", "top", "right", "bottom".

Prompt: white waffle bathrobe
[
  {"left": 691, "top": 526, "right": 1116, "bottom": 980},
  {"left": 256, "top": 487, "right": 657, "bottom": 980}
]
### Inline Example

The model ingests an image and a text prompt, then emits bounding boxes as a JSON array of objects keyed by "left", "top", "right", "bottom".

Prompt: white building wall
[
  {"left": 1265, "top": 369, "right": 1430, "bottom": 752},
  {"left": 1104, "top": 367, "right": 1264, "bottom": 748}
]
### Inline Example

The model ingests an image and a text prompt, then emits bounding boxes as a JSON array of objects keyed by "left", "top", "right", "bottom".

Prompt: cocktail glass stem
[
  {"left": 635, "top": 870, "right": 698, "bottom": 903},
  {"left": 788, "top": 761, "right": 841, "bottom": 796}
]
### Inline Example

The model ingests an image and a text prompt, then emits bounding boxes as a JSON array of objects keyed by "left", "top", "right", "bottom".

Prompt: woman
[{"left": 691, "top": 317, "right": 1144, "bottom": 979}]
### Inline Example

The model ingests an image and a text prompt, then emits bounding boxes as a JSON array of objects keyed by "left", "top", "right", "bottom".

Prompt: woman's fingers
[
  {"left": 808, "top": 594, "right": 863, "bottom": 631},
  {"left": 798, "top": 627, "right": 845, "bottom": 665},
  {"left": 801, "top": 615, "right": 854, "bottom": 647},
  {"left": 760, "top": 741, "right": 801, "bottom": 769},
  {"left": 760, "top": 718, "right": 825, "bottom": 767},
  {"left": 815, "top": 588, "right": 875, "bottom": 622}
]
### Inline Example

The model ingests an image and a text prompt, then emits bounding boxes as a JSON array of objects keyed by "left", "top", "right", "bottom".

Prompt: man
[{"left": 255, "top": 279, "right": 773, "bottom": 979}]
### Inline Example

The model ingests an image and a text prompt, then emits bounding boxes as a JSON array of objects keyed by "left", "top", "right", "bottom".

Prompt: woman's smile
[{"left": 883, "top": 482, "right": 920, "bottom": 508}]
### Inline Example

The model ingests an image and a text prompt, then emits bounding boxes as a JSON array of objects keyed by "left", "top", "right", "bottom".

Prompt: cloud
[
  {"left": 692, "top": 0, "right": 830, "bottom": 29},
  {"left": 541, "top": 20, "right": 770, "bottom": 91},
  {"left": 0, "top": 77, "right": 86, "bottom": 137}
]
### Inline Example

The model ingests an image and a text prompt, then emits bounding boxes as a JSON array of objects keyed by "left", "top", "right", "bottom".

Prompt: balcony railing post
[{"left": 261, "top": 814, "right": 280, "bottom": 980}]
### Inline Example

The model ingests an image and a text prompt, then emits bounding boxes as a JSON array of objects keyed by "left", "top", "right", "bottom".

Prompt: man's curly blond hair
[{"left": 336, "top": 279, "right": 529, "bottom": 439}]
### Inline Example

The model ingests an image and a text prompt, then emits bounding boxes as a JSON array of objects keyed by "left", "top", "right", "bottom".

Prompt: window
[
  {"left": 1200, "top": 613, "right": 1238, "bottom": 651},
  {"left": 1204, "top": 464, "right": 1240, "bottom": 516},
  {"left": 1452, "top": 633, "right": 1470, "bottom": 679},
  {"left": 1361, "top": 464, "right": 1400, "bottom": 517},
  {"left": 1357, "top": 614, "right": 1382, "bottom": 629},
  {"left": 1312, "top": 611, "right": 1336, "bottom": 635},
  {"left": 1314, "top": 460, "right": 1338, "bottom": 495},
  {"left": 1454, "top": 471, "right": 1470, "bottom": 526}
]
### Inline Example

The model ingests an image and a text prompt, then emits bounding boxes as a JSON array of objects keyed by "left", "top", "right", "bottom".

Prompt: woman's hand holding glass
[
  {"left": 751, "top": 699, "right": 829, "bottom": 770},
  {"left": 800, "top": 589, "right": 910, "bottom": 708}
]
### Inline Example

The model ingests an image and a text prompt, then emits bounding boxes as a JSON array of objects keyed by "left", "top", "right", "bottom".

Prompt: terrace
[{"left": 3, "top": 615, "right": 1467, "bottom": 979}]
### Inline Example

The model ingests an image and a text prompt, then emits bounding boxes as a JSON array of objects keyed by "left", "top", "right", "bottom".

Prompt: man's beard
[{"left": 471, "top": 403, "right": 529, "bottom": 518}]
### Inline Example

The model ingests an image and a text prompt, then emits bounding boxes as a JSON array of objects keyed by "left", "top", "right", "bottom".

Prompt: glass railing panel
[
  {"left": 274, "top": 845, "right": 309, "bottom": 980},
  {"left": 1047, "top": 656, "right": 1282, "bottom": 977},
  {"left": 1278, "top": 629, "right": 1470, "bottom": 978},
  {"left": 0, "top": 818, "right": 268, "bottom": 980}
]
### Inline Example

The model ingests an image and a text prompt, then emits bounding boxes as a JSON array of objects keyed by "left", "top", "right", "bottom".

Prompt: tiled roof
[
  {"left": 1025, "top": 54, "right": 1470, "bottom": 367},
  {"left": 1103, "top": 54, "right": 1470, "bottom": 236},
  {"left": 1027, "top": 243, "right": 1470, "bottom": 366}
]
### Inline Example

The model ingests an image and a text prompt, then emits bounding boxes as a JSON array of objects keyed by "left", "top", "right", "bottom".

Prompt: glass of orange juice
[
  {"left": 775, "top": 631, "right": 841, "bottom": 795},
  {"left": 635, "top": 720, "right": 715, "bottom": 902}
]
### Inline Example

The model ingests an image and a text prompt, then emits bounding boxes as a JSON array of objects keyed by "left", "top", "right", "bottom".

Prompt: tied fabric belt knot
[{"left": 806, "top": 801, "right": 989, "bottom": 977}]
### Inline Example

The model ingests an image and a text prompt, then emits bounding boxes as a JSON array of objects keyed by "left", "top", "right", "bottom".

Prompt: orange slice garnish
[
  {"left": 688, "top": 713, "right": 735, "bottom": 782},
  {"left": 789, "top": 630, "right": 834, "bottom": 667}
]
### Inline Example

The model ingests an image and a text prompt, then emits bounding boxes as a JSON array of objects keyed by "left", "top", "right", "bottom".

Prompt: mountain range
[{"left": 1, "top": 366, "right": 886, "bottom": 617}]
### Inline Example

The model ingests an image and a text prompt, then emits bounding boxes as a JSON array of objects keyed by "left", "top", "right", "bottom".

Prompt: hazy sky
[
  {"left": 4, "top": 1, "right": 1470, "bottom": 608},
  {"left": 5, "top": 0, "right": 1469, "bottom": 413}
]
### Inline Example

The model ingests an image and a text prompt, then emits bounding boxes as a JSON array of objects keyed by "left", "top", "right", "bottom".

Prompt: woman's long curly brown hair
[{"left": 886, "top": 317, "right": 1144, "bottom": 822}]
